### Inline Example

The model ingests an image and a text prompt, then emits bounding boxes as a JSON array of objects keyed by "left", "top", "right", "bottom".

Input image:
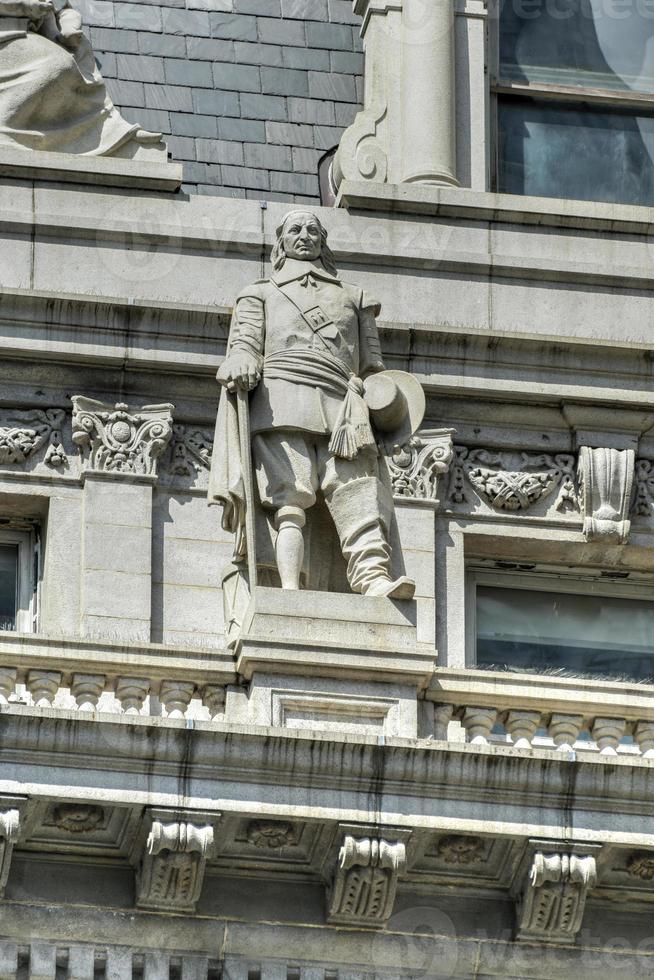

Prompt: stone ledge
[
  {"left": 336, "top": 180, "right": 654, "bottom": 235},
  {"left": 235, "top": 586, "right": 432, "bottom": 686},
  {"left": 0, "top": 632, "right": 235, "bottom": 686},
  {"left": 0, "top": 147, "right": 183, "bottom": 192}
]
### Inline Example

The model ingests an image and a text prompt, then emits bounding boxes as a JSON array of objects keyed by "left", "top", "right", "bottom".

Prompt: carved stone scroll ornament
[
  {"left": 0, "top": 809, "right": 20, "bottom": 896},
  {"left": 136, "top": 818, "right": 215, "bottom": 913},
  {"left": 0, "top": 409, "right": 65, "bottom": 467},
  {"left": 72, "top": 397, "right": 173, "bottom": 477},
  {"left": 449, "top": 448, "right": 577, "bottom": 512},
  {"left": 578, "top": 446, "right": 635, "bottom": 542},
  {"left": 169, "top": 424, "right": 213, "bottom": 477},
  {"left": 386, "top": 429, "right": 454, "bottom": 501},
  {"left": 327, "top": 835, "right": 406, "bottom": 928},
  {"left": 515, "top": 851, "right": 597, "bottom": 943}
]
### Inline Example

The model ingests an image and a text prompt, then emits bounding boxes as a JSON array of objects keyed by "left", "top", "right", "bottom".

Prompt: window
[
  {"left": 468, "top": 564, "right": 654, "bottom": 681},
  {"left": 0, "top": 526, "right": 39, "bottom": 633},
  {"left": 493, "top": 0, "right": 654, "bottom": 205}
]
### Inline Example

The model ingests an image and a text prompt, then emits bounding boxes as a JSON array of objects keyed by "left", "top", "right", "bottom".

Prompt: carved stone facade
[
  {"left": 327, "top": 835, "right": 407, "bottom": 928},
  {"left": 72, "top": 397, "right": 174, "bottom": 477}
]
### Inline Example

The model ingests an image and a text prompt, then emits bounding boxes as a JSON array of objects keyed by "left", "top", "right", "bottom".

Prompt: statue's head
[{"left": 271, "top": 210, "right": 337, "bottom": 276}]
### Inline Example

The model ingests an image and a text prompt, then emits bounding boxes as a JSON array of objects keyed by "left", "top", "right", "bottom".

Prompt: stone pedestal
[{"left": 228, "top": 587, "right": 434, "bottom": 738}]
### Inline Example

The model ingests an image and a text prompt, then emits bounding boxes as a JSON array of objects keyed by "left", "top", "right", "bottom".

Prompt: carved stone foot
[{"left": 363, "top": 575, "right": 415, "bottom": 600}]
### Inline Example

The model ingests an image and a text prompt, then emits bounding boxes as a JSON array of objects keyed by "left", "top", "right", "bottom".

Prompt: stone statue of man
[{"left": 210, "top": 210, "right": 421, "bottom": 601}]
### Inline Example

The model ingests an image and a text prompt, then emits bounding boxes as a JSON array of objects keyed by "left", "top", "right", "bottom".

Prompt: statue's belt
[{"left": 263, "top": 348, "right": 376, "bottom": 461}]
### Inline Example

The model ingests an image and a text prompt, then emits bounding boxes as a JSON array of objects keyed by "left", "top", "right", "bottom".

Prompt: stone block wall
[{"left": 75, "top": 0, "right": 364, "bottom": 200}]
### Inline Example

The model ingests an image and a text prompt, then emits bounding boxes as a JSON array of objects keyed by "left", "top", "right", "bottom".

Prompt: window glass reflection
[
  {"left": 500, "top": 0, "right": 654, "bottom": 93},
  {"left": 0, "top": 545, "right": 17, "bottom": 632},
  {"left": 498, "top": 97, "right": 654, "bottom": 203},
  {"left": 477, "top": 585, "right": 654, "bottom": 680}
]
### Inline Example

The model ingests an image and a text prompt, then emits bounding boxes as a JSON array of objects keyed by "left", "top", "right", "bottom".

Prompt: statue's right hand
[{"left": 216, "top": 353, "right": 261, "bottom": 393}]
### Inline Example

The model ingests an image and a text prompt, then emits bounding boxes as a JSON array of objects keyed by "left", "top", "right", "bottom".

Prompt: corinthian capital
[{"left": 72, "top": 396, "right": 173, "bottom": 477}]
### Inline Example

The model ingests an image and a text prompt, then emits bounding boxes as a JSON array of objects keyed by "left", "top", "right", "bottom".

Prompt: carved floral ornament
[
  {"left": 0, "top": 409, "right": 66, "bottom": 468},
  {"left": 72, "top": 397, "right": 174, "bottom": 477},
  {"left": 386, "top": 429, "right": 454, "bottom": 501},
  {"left": 448, "top": 448, "right": 578, "bottom": 513},
  {"left": 169, "top": 424, "right": 214, "bottom": 477}
]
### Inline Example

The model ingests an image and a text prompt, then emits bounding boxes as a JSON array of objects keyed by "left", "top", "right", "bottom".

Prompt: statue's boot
[{"left": 326, "top": 477, "right": 415, "bottom": 600}]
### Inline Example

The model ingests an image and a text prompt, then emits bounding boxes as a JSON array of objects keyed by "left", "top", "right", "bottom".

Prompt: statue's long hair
[{"left": 271, "top": 210, "right": 338, "bottom": 277}]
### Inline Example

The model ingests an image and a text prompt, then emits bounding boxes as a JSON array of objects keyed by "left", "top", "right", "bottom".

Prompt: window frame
[
  {"left": 0, "top": 525, "right": 39, "bottom": 634},
  {"left": 465, "top": 561, "right": 654, "bottom": 670},
  {"left": 488, "top": 5, "right": 654, "bottom": 196}
]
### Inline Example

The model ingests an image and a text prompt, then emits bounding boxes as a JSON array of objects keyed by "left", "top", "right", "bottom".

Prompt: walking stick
[{"left": 236, "top": 386, "right": 258, "bottom": 590}]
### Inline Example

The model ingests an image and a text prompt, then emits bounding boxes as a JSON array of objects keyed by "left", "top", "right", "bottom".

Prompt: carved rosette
[
  {"left": 136, "top": 818, "right": 215, "bottom": 913},
  {"left": 0, "top": 408, "right": 66, "bottom": 468},
  {"left": 386, "top": 429, "right": 454, "bottom": 501},
  {"left": 247, "top": 820, "right": 298, "bottom": 850},
  {"left": 627, "top": 853, "right": 654, "bottom": 880},
  {"left": 449, "top": 448, "right": 577, "bottom": 513},
  {"left": 52, "top": 803, "right": 104, "bottom": 834},
  {"left": 327, "top": 835, "right": 406, "bottom": 929},
  {"left": 72, "top": 397, "right": 173, "bottom": 477},
  {"left": 169, "top": 424, "right": 213, "bottom": 477},
  {"left": 436, "top": 834, "right": 485, "bottom": 866},
  {"left": 516, "top": 851, "right": 597, "bottom": 943},
  {"left": 578, "top": 446, "right": 635, "bottom": 542}
]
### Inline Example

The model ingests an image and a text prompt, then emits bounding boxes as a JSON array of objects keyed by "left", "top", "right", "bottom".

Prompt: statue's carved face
[{"left": 282, "top": 212, "right": 322, "bottom": 262}]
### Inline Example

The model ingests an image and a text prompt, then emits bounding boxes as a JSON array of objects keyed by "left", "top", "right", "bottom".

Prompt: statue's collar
[{"left": 271, "top": 258, "right": 341, "bottom": 287}]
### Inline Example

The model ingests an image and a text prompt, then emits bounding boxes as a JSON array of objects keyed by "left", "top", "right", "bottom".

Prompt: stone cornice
[{"left": 3, "top": 709, "right": 654, "bottom": 839}]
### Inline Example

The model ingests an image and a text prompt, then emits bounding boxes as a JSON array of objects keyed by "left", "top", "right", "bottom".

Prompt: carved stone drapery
[
  {"left": 0, "top": 809, "right": 20, "bottom": 896},
  {"left": 169, "top": 424, "right": 213, "bottom": 477},
  {"left": 578, "top": 446, "right": 634, "bottom": 542},
  {"left": 72, "top": 397, "right": 173, "bottom": 477},
  {"left": 327, "top": 835, "right": 406, "bottom": 928},
  {"left": 449, "top": 448, "right": 577, "bottom": 513},
  {"left": 0, "top": 409, "right": 65, "bottom": 468},
  {"left": 515, "top": 850, "right": 597, "bottom": 943},
  {"left": 136, "top": 816, "right": 215, "bottom": 913},
  {"left": 386, "top": 429, "right": 454, "bottom": 501}
]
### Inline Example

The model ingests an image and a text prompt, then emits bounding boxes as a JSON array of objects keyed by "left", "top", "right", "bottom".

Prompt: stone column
[
  {"left": 401, "top": 0, "right": 458, "bottom": 186},
  {"left": 72, "top": 397, "right": 173, "bottom": 642}
]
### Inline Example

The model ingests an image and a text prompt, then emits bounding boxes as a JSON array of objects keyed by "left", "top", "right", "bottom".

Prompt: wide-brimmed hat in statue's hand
[{"left": 363, "top": 370, "right": 426, "bottom": 452}]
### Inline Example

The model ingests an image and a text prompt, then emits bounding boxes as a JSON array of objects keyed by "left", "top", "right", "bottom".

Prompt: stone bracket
[
  {"left": 578, "top": 446, "right": 635, "bottom": 543},
  {"left": 326, "top": 825, "right": 410, "bottom": 929},
  {"left": 133, "top": 808, "right": 219, "bottom": 913},
  {"left": 512, "top": 840, "right": 600, "bottom": 943},
  {"left": 0, "top": 797, "right": 26, "bottom": 897}
]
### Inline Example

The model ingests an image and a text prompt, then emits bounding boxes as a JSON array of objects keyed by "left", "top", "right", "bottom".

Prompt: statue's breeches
[
  {"left": 252, "top": 431, "right": 394, "bottom": 593},
  {"left": 252, "top": 431, "right": 379, "bottom": 510}
]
